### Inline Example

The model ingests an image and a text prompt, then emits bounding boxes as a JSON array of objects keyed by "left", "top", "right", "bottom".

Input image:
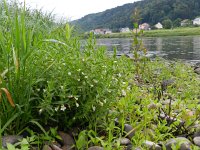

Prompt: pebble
[
  {"left": 165, "top": 137, "right": 192, "bottom": 150},
  {"left": 58, "top": 131, "right": 75, "bottom": 147},
  {"left": 119, "top": 138, "right": 131, "bottom": 145},
  {"left": 2, "top": 135, "right": 23, "bottom": 148},
  {"left": 88, "top": 146, "right": 104, "bottom": 150},
  {"left": 193, "top": 136, "right": 200, "bottom": 147},
  {"left": 124, "top": 124, "right": 135, "bottom": 140},
  {"left": 142, "top": 140, "right": 161, "bottom": 150}
]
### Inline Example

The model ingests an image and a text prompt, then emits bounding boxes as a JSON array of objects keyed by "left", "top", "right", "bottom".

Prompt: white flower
[
  {"left": 43, "top": 89, "right": 47, "bottom": 93},
  {"left": 68, "top": 72, "right": 71, "bottom": 76},
  {"left": 77, "top": 69, "right": 81, "bottom": 72},
  {"left": 90, "top": 84, "right": 94, "bottom": 87},
  {"left": 60, "top": 86, "right": 64, "bottom": 90},
  {"left": 92, "top": 105, "right": 96, "bottom": 112},
  {"left": 39, "top": 109, "right": 43, "bottom": 114},
  {"left": 85, "top": 76, "right": 88, "bottom": 79},
  {"left": 114, "top": 61, "right": 117, "bottom": 63},
  {"left": 93, "top": 79, "right": 98, "bottom": 83},
  {"left": 75, "top": 97, "right": 78, "bottom": 100},
  {"left": 36, "top": 89, "right": 40, "bottom": 92},
  {"left": 77, "top": 79, "right": 80, "bottom": 81},
  {"left": 82, "top": 72, "right": 85, "bottom": 75},
  {"left": 118, "top": 73, "right": 122, "bottom": 77},
  {"left": 122, "top": 90, "right": 126, "bottom": 96},
  {"left": 122, "top": 82, "right": 126, "bottom": 85},
  {"left": 99, "top": 101, "right": 103, "bottom": 106},
  {"left": 55, "top": 107, "right": 59, "bottom": 112},
  {"left": 75, "top": 102, "right": 79, "bottom": 107},
  {"left": 60, "top": 105, "right": 66, "bottom": 111}
]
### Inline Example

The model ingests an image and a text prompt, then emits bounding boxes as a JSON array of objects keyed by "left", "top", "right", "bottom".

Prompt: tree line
[{"left": 72, "top": 0, "right": 200, "bottom": 32}]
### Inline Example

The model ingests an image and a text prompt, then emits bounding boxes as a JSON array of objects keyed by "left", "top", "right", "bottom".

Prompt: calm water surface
[{"left": 96, "top": 36, "right": 200, "bottom": 62}]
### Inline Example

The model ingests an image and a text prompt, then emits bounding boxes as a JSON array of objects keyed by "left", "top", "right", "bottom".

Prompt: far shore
[{"left": 91, "top": 27, "right": 200, "bottom": 38}]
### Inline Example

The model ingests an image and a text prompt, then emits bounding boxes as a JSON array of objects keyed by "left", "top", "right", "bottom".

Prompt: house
[
  {"left": 181, "top": 19, "right": 191, "bottom": 26},
  {"left": 193, "top": 17, "right": 200, "bottom": 25},
  {"left": 91, "top": 28, "right": 112, "bottom": 35},
  {"left": 120, "top": 27, "right": 130, "bottom": 33},
  {"left": 139, "top": 23, "right": 150, "bottom": 30},
  {"left": 154, "top": 22, "right": 163, "bottom": 29}
]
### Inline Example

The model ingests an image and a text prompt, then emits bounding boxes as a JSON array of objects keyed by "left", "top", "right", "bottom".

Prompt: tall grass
[{"left": 0, "top": 0, "right": 63, "bottom": 134}]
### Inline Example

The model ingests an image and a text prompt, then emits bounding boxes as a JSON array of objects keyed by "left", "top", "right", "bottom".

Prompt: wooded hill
[{"left": 72, "top": 0, "right": 200, "bottom": 32}]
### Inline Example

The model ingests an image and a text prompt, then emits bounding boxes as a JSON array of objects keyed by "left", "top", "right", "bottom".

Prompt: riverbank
[{"left": 95, "top": 27, "right": 200, "bottom": 38}]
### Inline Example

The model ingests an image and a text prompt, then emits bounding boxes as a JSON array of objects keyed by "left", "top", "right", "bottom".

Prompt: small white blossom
[
  {"left": 81, "top": 72, "right": 85, "bottom": 75},
  {"left": 90, "top": 84, "right": 94, "bottom": 87},
  {"left": 122, "top": 90, "right": 126, "bottom": 96},
  {"left": 77, "top": 69, "right": 81, "bottom": 72},
  {"left": 85, "top": 76, "right": 88, "bottom": 79},
  {"left": 122, "top": 82, "right": 126, "bottom": 85},
  {"left": 118, "top": 73, "right": 122, "bottom": 77},
  {"left": 77, "top": 79, "right": 80, "bottom": 81},
  {"left": 99, "top": 101, "right": 104, "bottom": 106},
  {"left": 60, "top": 86, "right": 64, "bottom": 90},
  {"left": 75, "top": 97, "right": 78, "bottom": 100},
  {"left": 55, "top": 107, "right": 59, "bottom": 111},
  {"left": 43, "top": 89, "right": 47, "bottom": 93},
  {"left": 93, "top": 79, "right": 98, "bottom": 83},
  {"left": 68, "top": 72, "right": 71, "bottom": 76},
  {"left": 75, "top": 102, "right": 79, "bottom": 107},
  {"left": 114, "top": 61, "right": 117, "bottom": 63},
  {"left": 39, "top": 109, "right": 43, "bottom": 114},
  {"left": 92, "top": 105, "right": 96, "bottom": 112},
  {"left": 36, "top": 89, "right": 40, "bottom": 92},
  {"left": 60, "top": 105, "right": 66, "bottom": 111}
]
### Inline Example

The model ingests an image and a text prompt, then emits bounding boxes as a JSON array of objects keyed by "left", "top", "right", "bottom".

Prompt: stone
[
  {"left": 142, "top": 140, "right": 161, "bottom": 150},
  {"left": 61, "top": 145, "right": 73, "bottom": 150},
  {"left": 88, "top": 146, "right": 104, "bottom": 150},
  {"left": 124, "top": 124, "right": 135, "bottom": 140},
  {"left": 2, "top": 135, "right": 23, "bottom": 148},
  {"left": 58, "top": 131, "right": 75, "bottom": 147},
  {"left": 51, "top": 144, "right": 62, "bottom": 150},
  {"left": 194, "top": 67, "right": 200, "bottom": 75},
  {"left": 43, "top": 145, "right": 52, "bottom": 150},
  {"left": 193, "top": 137, "right": 200, "bottom": 147},
  {"left": 126, "top": 144, "right": 133, "bottom": 150},
  {"left": 148, "top": 103, "right": 157, "bottom": 110},
  {"left": 165, "top": 137, "right": 192, "bottom": 150},
  {"left": 119, "top": 138, "right": 131, "bottom": 145},
  {"left": 161, "top": 79, "right": 175, "bottom": 91},
  {"left": 62, "top": 145, "right": 74, "bottom": 150}
]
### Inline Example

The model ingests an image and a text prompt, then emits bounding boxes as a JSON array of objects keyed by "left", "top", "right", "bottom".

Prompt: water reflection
[{"left": 96, "top": 36, "right": 200, "bottom": 61}]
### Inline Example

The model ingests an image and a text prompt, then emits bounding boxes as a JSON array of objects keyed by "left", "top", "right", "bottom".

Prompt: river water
[{"left": 96, "top": 36, "right": 200, "bottom": 62}]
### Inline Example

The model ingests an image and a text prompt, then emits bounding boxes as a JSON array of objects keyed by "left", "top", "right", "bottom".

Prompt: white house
[
  {"left": 120, "top": 27, "right": 130, "bottom": 33},
  {"left": 193, "top": 17, "right": 200, "bottom": 25},
  {"left": 154, "top": 22, "right": 163, "bottom": 29},
  {"left": 181, "top": 19, "right": 190, "bottom": 26},
  {"left": 91, "top": 28, "right": 112, "bottom": 35},
  {"left": 139, "top": 23, "right": 150, "bottom": 30}
]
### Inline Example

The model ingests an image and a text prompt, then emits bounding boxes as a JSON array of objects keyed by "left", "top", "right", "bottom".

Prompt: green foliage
[
  {"left": 162, "top": 19, "right": 173, "bottom": 29},
  {"left": 73, "top": 0, "right": 200, "bottom": 32}
]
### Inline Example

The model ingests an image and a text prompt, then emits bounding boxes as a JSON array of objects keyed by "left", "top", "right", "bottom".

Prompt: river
[{"left": 96, "top": 36, "right": 200, "bottom": 62}]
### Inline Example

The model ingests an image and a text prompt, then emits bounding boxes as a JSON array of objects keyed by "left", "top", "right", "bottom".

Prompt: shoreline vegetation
[
  {"left": 1, "top": 1, "right": 200, "bottom": 150},
  {"left": 91, "top": 27, "right": 200, "bottom": 39}
]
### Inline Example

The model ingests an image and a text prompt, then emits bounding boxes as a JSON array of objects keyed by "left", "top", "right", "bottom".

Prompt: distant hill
[{"left": 72, "top": 0, "right": 200, "bottom": 32}]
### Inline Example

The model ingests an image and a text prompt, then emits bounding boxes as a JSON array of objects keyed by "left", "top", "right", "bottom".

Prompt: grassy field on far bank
[{"left": 96, "top": 27, "right": 200, "bottom": 38}]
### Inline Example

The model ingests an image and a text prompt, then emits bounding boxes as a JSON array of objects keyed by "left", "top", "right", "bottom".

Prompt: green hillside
[{"left": 72, "top": 0, "right": 200, "bottom": 32}]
